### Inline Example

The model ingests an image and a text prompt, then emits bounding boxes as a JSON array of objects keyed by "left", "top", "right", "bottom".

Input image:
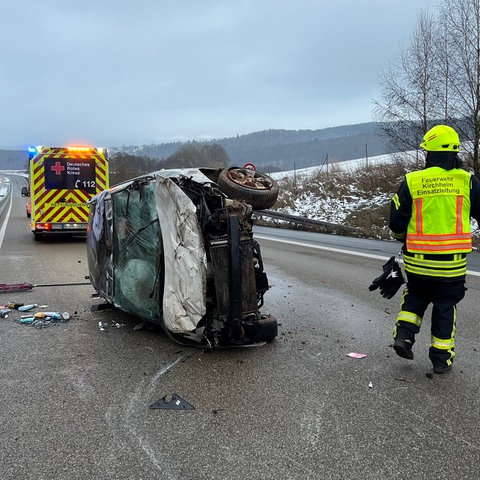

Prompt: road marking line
[{"left": 255, "top": 234, "right": 480, "bottom": 278}]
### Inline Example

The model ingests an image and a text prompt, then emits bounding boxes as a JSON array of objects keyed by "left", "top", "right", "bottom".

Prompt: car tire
[
  {"left": 217, "top": 168, "right": 279, "bottom": 210},
  {"left": 247, "top": 314, "right": 278, "bottom": 343}
]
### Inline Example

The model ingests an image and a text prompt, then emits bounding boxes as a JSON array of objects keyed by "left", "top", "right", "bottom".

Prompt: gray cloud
[{"left": 1, "top": 0, "right": 440, "bottom": 148}]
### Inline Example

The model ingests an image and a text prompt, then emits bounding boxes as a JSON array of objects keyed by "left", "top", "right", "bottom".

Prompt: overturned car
[{"left": 86, "top": 167, "right": 279, "bottom": 348}]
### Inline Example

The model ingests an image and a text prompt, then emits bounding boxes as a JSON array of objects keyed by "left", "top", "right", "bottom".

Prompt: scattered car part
[{"left": 150, "top": 393, "right": 195, "bottom": 410}]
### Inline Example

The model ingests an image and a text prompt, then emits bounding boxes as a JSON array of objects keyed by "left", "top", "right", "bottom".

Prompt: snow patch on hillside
[{"left": 270, "top": 153, "right": 401, "bottom": 225}]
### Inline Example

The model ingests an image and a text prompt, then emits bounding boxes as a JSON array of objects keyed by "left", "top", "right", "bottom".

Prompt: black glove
[{"left": 369, "top": 256, "right": 405, "bottom": 299}]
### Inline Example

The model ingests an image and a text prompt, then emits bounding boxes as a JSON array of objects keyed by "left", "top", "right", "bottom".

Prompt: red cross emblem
[{"left": 51, "top": 161, "right": 65, "bottom": 175}]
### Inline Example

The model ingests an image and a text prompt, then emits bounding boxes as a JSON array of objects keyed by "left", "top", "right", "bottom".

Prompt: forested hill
[
  {"left": 1, "top": 122, "right": 397, "bottom": 172},
  {"left": 117, "top": 122, "right": 396, "bottom": 171},
  {"left": 0, "top": 149, "right": 28, "bottom": 171}
]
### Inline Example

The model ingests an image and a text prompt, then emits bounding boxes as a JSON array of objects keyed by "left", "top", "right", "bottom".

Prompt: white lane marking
[{"left": 254, "top": 234, "right": 480, "bottom": 278}]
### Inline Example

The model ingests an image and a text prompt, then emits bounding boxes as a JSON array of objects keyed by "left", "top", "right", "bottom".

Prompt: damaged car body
[{"left": 86, "top": 167, "right": 279, "bottom": 348}]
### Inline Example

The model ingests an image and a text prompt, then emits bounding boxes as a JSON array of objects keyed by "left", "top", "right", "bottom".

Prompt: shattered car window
[{"left": 112, "top": 181, "right": 162, "bottom": 321}]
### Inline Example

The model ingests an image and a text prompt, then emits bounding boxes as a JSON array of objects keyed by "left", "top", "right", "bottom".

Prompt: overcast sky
[{"left": 1, "top": 0, "right": 441, "bottom": 149}]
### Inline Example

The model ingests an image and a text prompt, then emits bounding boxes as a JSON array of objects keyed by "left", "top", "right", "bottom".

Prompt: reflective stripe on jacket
[
  {"left": 402, "top": 252, "right": 467, "bottom": 278},
  {"left": 405, "top": 166, "right": 472, "bottom": 255}
]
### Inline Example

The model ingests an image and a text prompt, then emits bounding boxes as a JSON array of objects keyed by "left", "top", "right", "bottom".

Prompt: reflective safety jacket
[
  {"left": 405, "top": 166, "right": 472, "bottom": 254},
  {"left": 389, "top": 152, "right": 480, "bottom": 280}
]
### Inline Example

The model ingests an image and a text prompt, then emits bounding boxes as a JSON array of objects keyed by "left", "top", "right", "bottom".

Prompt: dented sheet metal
[{"left": 155, "top": 175, "right": 207, "bottom": 333}]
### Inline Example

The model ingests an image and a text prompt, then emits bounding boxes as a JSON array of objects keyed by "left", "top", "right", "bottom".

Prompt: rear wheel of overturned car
[
  {"left": 243, "top": 314, "right": 278, "bottom": 343},
  {"left": 255, "top": 314, "right": 278, "bottom": 343},
  {"left": 217, "top": 168, "right": 279, "bottom": 210}
]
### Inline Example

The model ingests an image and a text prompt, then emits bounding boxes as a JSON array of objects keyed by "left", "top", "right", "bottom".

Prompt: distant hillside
[
  {"left": 0, "top": 150, "right": 28, "bottom": 171},
  {"left": 115, "top": 122, "right": 397, "bottom": 171},
  {"left": 1, "top": 123, "right": 398, "bottom": 172}
]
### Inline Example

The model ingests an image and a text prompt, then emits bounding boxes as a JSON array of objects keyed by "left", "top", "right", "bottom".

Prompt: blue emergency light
[{"left": 28, "top": 146, "right": 38, "bottom": 160}]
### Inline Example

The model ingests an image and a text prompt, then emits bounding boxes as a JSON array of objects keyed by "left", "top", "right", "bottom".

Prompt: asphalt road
[{"left": 1, "top": 174, "right": 480, "bottom": 480}]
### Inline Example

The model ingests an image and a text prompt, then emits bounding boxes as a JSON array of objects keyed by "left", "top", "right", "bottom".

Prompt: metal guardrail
[{"left": 253, "top": 209, "right": 361, "bottom": 235}]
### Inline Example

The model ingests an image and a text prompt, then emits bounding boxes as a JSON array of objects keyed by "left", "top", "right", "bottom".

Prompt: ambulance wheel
[
  {"left": 34, "top": 232, "right": 42, "bottom": 241},
  {"left": 217, "top": 168, "right": 279, "bottom": 210}
]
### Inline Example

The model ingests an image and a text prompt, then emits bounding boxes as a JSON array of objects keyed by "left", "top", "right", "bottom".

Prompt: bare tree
[
  {"left": 165, "top": 143, "right": 229, "bottom": 168},
  {"left": 374, "top": 0, "right": 480, "bottom": 173},
  {"left": 440, "top": 0, "right": 480, "bottom": 173},
  {"left": 109, "top": 153, "right": 157, "bottom": 184},
  {"left": 373, "top": 11, "right": 439, "bottom": 156}
]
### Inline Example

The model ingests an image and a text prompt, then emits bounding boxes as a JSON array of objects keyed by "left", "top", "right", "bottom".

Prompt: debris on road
[
  {"left": 0, "top": 302, "right": 72, "bottom": 328},
  {"left": 346, "top": 352, "right": 367, "bottom": 359},
  {"left": 150, "top": 393, "right": 195, "bottom": 410},
  {"left": 0, "top": 282, "right": 91, "bottom": 294},
  {"left": 18, "top": 310, "right": 71, "bottom": 328},
  {"left": 98, "top": 321, "right": 125, "bottom": 331},
  {"left": 18, "top": 304, "right": 38, "bottom": 312}
]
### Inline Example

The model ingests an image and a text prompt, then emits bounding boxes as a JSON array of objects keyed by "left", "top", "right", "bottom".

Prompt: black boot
[
  {"left": 433, "top": 364, "right": 452, "bottom": 374},
  {"left": 393, "top": 338, "right": 414, "bottom": 360},
  {"left": 429, "top": 346, "right": 454, "bottom": 374}
]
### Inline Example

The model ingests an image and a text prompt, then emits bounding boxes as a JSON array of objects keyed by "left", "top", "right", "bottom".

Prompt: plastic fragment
[
  {"left": 346, "top": 352, "right": 367, "bottom": 359},
  {"left": 32, "top": 311, "right": 70, "bottom": 321},
  {"left": 368, "top": 381, "right": 373, "bottom": 388},
  {"left": 18, "top": 304, "right": 38, "bottom": 312},
  {"left": 19, "top": 317, "right": 35, "bottom": 324},
  {"left": 7, "top": 302, "right": 24, "bottom": 309},
  {"left": 98, "top": 320, "right": 124, "bottom": 331},
  {"left": 0, "top": 308, "right": 12, "bottom": 318}
]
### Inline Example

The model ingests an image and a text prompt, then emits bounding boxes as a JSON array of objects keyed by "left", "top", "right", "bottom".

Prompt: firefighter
[{"left": 389, "top": 125, "right": 480, "bottom": 374}]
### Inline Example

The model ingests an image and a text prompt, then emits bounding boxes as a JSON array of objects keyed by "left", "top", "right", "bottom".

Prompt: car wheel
[
  {"left": 244, "top": 314, "right": 278, "bottom": 343},
  {"left": 217, "top": 168, "right": 279, "bottom": 210}
]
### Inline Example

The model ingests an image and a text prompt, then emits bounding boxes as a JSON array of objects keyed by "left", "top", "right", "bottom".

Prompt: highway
[{"left": 1, "top": 173, "right": 480, "bottom": 480}]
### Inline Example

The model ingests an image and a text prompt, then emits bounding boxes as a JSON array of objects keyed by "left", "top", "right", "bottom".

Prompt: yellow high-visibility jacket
[{"left": 390, "top": 153, "right": 480, "bottom": 280}]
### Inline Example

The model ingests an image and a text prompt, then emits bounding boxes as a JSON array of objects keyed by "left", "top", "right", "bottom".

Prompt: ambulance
[{"left": 22, "top": 146, "right": 109, "bottom": 240}]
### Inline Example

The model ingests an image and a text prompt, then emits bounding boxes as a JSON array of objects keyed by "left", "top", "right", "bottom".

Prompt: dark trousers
[{"left": 394, "top": 276, "right": 466, "bottom": 367}]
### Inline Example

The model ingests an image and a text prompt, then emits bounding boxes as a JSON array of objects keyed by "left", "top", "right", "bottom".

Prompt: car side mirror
[{"left": 21, "top": 186, "right": 30, "bottom": 197}]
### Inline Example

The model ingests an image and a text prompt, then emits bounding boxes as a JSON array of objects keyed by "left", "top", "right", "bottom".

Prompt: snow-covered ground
[
  {"left": 269, "top": 152, "right": 403, "bottom": 181},
  {"left": 268, "top": 152, "right": 401, "bottom": 226}
]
